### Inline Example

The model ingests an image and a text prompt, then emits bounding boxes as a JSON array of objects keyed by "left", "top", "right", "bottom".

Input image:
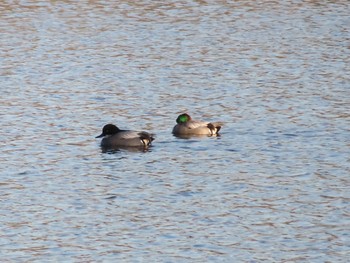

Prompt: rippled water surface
[{"left": 1, "top": 1, "right": 349, "bottom": 262}]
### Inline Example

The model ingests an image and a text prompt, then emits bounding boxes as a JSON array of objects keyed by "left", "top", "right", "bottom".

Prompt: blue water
[{"left": 1, "top": 1, "right": 349, "bottom": 262}]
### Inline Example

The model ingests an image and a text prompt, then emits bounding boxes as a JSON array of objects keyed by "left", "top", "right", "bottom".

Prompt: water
[{"left": 1, "top": 1, "right": 349, "bottom": 262}]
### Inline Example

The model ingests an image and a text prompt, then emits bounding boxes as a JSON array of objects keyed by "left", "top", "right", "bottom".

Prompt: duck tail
[
  {"left": 208, "top": 122, "right": 223, "bottom": 135},
  {"left": 139, "top": 132, "right": 155, "bottom": 146}
]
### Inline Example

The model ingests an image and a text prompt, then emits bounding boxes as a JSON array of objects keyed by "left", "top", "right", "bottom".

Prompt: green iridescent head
[{"left": 176, "top": 113, "right": 191, "bottom": 124}]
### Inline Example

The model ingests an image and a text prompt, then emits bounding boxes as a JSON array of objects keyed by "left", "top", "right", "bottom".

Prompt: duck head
[
  {"left": 96, "top": 124, "right": 120, "bottom": 138},
  {"left": 176, "top": 113, "right": 192, "bottom": 124}
]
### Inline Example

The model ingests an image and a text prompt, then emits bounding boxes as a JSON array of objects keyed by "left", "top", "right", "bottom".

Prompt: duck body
[
  {"left": 172, "top": 113, "right": 222, "bottom": 136},
  {"left": 96, "top": 124, "right": 154, "bottom": 148}
]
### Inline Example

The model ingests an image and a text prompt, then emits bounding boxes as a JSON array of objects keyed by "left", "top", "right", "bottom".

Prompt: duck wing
[
  {"left": 118, "top": 130, "right": 142, "bottom": 139},
  {"left": 187, "top": 120, "right": 223, "bottom": 134},
  {"left": 185, "top": 120, "right": 210, "bottom": 129},
  {"left": 118, "top": 130, "right": 154, "bottom": 141}
]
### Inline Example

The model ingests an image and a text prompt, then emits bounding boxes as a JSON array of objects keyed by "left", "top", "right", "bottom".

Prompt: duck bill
[{"left": 95, "top": 133, "right": 104, "bottom": 138}]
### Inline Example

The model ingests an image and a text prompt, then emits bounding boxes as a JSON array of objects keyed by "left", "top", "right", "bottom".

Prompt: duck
[
  {"left": 96, "top": 124, "right": 154, "bottom": 148},
  {"left": 172, "top": 113, "right": 222, "bottom": 136}
]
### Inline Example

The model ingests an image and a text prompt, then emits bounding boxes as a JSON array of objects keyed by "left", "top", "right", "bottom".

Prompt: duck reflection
[
  {"left": 173, "top": 133, "right": 221, "bottom": 140},
  {"left": 100, "top": 145, "right": 152, "bottom": 153}
]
